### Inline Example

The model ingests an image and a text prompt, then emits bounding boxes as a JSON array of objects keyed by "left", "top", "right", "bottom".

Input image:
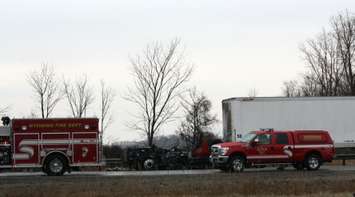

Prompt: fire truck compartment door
[
  {"left": 13, "top": 133, "right": 40, "bottom": 165},
  {"left": 73, "top": 133, "right": 98, "bottom": 163}
]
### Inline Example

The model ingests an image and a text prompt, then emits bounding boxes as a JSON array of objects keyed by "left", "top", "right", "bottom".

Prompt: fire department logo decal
[
  {"left": 283, "top": 146, "right": 293, "bottom": 157},
  {"left": 256, "top": 146, "right": 267, "bottom": 154},
  {"left": 13, "top": 139, "right": 36, "bottom": 160}
]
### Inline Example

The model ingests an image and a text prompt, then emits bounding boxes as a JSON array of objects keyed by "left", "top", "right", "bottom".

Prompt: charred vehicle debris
[{"left": 123, "top": 135, "right": 223, "bottom": 170}]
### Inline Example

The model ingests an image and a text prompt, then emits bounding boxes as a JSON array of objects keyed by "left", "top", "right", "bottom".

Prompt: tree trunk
[{"left": 148, "top": 134, "right": 154, "bottom": 147}]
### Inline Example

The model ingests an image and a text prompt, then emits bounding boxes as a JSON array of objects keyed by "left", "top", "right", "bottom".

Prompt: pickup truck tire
[
  {"left": 229, "top": 155, "right": 245, "bottom": 173},
  {"left": 305, "top": 154, "right": 321, "bottom": 171}
]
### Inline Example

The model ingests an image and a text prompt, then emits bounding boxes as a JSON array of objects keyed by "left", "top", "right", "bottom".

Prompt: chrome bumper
[{"left": 209, "top": 155, "right": 229, "bottom": 164}]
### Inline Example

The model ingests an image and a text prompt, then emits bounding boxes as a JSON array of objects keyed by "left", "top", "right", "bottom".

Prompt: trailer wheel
[
  {"left": 143, "top": 158, "right": 155, "bottom": 170},
  {"left": 44, "top": 154, "right": 67, "bottom": 176},
  {"left": 229, "top": 155, "right": 245, "bottom": 173},
  {"left": 305, "top": 154, "right": 321, "bottom": 171}
]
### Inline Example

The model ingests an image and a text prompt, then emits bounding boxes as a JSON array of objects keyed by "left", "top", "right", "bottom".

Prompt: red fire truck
[{"left": 0, "top": 117, "right": 102, "bottom": 176}]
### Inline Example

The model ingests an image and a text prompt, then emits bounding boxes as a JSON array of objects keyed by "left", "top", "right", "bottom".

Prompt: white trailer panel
[{"left": 222, "top": 97, "right": 355, "bottom": 143}]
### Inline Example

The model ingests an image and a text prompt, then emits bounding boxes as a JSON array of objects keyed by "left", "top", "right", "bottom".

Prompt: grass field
[
  {"left": 1, "top": 169, "right": 355, "bottom": 197},
  {"left": 329, "top": 159, "right": 355, "bottom": 166}
]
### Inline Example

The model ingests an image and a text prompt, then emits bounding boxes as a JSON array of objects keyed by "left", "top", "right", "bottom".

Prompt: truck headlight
[{"left": 220, "top": 147, "right": 229, "bottom": 155}]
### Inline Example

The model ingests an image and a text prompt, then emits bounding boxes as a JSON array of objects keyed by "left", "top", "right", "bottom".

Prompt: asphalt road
[
  {"left": 1, "top": 165, "right": 355, "bottom": 197},
  {"left": 0, "top": 165, "right": 355, "bottom": 179}
]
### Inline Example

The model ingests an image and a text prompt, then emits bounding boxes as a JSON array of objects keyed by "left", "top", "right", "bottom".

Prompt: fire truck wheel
[
  {"left": 143, "top": 158, "right": 155, "bottom": 170},
  {"left": 229, "top": 155, "right": 245, "bottom": 173},
  {"left": 305, "top": 154, "right": 321, "bottom": 171},
  {"left": 44, "top": 154, "right": 68, "bottom": 176}
]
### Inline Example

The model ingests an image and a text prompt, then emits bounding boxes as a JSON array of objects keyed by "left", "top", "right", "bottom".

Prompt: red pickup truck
[{"left": 210, "top": 129, "right": 335, "bottom": 172}]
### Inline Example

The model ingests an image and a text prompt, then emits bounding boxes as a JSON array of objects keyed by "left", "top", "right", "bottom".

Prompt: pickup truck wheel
[
  {"left": 305, "top": 154, "right": 321, "bottom": 171},
  {"left": 229, "top": 156, "right": 245, "bottom": 173}
]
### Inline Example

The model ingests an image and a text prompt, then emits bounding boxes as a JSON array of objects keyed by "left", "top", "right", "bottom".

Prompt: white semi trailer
[{"left": 222, "top": 96, "right": 355, "bottom": 144}]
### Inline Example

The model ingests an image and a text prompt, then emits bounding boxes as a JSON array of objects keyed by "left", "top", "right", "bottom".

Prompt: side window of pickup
[
  {"left": 276, "top": 133, "right": 289, "bottom": 145},
  {"left": 256, "top": 134, "right": 272, "bottom": 145}
]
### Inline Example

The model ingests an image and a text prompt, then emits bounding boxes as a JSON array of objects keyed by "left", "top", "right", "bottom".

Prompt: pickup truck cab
[{"left": 210, "top": 129, "right": 335, "bottom": 172}]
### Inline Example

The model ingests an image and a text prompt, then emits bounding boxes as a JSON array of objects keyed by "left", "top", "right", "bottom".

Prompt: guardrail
[{"left": 334, "top": 144, "right": 355, "bottom": 165}]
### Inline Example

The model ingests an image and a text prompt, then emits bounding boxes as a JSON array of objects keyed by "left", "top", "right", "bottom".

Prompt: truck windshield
[{"left": 238, "top": 132, "right": 256, "bottom": 143}]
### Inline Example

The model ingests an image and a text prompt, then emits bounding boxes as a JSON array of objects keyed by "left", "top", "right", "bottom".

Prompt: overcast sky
[{"left": 1, "top": 0, "right": 354, "bottom": 143}]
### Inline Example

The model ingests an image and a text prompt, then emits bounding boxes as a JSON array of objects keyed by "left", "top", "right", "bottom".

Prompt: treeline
[
  {"left": 283, "top": 11, "right": 355, "bottom": 97},
  {"left": 1, "top": 38, "right": 219, "bottom": 148},
  {"left": 26, "top": 65, "right": 115, "bottom": 137}
]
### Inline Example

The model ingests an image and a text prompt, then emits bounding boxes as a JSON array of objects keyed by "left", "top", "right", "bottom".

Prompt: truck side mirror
[{"left": 251, "top": 138, "right": 259, "bottom": 146}]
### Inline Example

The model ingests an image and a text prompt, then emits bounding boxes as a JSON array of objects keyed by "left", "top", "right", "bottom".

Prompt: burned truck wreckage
[{"left": 124, "top": 135, "right": 222, "bottom": 170}]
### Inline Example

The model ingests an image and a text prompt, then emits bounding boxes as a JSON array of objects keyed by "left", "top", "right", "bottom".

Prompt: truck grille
[{"left": 211, "top": 146, "right": 220, "bottom": 155}]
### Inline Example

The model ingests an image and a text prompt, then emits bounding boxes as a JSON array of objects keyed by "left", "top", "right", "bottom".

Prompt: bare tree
[
  {"left": 283, "top": 80, "right": 301, "bottom": 97},
  {"left": 125, "top": 39, "right": 193, "bottom": 147},
  {"left": 299, "top": 72, "right": 322, "bottom": 96},
  {"left": 300, "top": 30, "right": 343, "bottom": 96},
  {"left": 0, "top": 106, "right": 9, "bottom": 116},
  {"left": 100, "top": 80, "right": 115, "bottom": 133},
  {"left": 176, "top": 88, "right": 217, "bottom": 151},
  {"left": 63, "top": 76, "right": 94, "bottom": 118},
  {"left": 283, "top": 11, "right": 355, "bottom": 97},
  {"left": 283, "top": 73, "right": 325, "bottom": 97},
  {"left": 27, "top": 64, "right": 61, "bottom": 118},
  {"left": 332, "top": 11, "right": 355, "bottom": 95}
]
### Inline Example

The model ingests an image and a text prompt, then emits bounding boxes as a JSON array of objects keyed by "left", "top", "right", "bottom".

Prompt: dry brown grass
[
  {"left": 328, "top": 159, "right": 355, "bottom": 165},
  {"left": 1, "top": 171, "right": 355, "bottom": 197}
]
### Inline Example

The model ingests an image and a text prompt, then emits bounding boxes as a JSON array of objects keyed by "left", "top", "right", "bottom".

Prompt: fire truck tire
[
  {"left": 229, "top": 155, "right": 245, "bottom": 173},
  {"left": 305, "top": 154, "right": 321, "bottom": 171},
  {"left": 44, "top": 154, "right": 68, "bottom": 176}
]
